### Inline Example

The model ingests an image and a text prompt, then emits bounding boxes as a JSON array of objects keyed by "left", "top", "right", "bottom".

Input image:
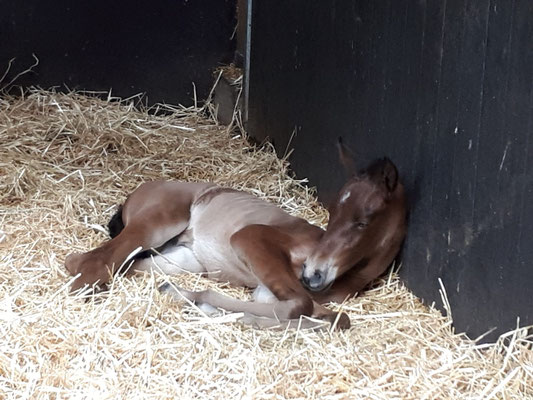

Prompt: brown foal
[{"left": 65, "top": 143, "right": 406, "bottom": 329}]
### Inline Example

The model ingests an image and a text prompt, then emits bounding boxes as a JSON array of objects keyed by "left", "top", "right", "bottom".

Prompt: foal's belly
[
  {"left": 191, "top": 239, "right": 258, "bottom": 287},
  {"left": 184, "top": 192, "right": 300, "bottom": 288}
]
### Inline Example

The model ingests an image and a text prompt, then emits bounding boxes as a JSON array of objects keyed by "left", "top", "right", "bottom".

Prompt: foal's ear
[
  {"left": 380, "top": 158, "right": 399, "bottom": 193},
  {"left": 337, "top": 137, "right": 357, "bottom": 177}
]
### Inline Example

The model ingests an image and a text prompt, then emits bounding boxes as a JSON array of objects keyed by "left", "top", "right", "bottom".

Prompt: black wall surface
[
  {"left": 0, "top": 0, "right": 236, "bottom": 105},
  {"left": 248, "top": 0, "right": 533, "bottom": 341}
]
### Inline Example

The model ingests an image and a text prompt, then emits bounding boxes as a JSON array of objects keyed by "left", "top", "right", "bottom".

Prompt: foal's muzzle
[{"left": 301, "top": 266, "right": 329, "bottom": 292}]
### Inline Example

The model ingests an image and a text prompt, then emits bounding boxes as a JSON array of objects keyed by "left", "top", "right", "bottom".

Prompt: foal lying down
[{"left": 65, "top": 147, "right": 406, "bottom": 329}]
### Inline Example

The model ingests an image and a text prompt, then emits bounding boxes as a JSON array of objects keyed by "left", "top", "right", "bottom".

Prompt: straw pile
[{"left": 0, "top": 89, "right": 532, "bottom": 399}]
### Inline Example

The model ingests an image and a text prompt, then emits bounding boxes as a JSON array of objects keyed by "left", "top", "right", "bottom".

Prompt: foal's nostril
[
  {"left": 313, "top": 271, "right": 322, "bottom": 281},
  {"left": 302, "top": 269, "right": 326, "bottom": 291}
]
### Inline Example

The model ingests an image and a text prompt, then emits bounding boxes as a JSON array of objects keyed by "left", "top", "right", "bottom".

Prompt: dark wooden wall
[
  {"left": 0, "top": 0, "right": 236, "bottom": 105},
  {"left": 248, "top": 0, "right": 533, "bottom": 341}
]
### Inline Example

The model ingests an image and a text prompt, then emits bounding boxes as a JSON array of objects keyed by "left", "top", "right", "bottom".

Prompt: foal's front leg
[
  {"left": 231, "top": 225, "right": 349, "bottom": 328},
  {"left": 161, "top": 224, "right": 350, "bottom": 329},
  {"left": 161, "top": 225, "right": 312, "bottom": 320}
]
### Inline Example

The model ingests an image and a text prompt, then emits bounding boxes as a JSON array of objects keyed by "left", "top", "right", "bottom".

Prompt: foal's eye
[{"left": 356, "top": 221, "right": 368, "bottom": 229}]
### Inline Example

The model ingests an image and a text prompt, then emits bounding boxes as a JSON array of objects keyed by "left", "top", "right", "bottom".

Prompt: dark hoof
[
  {"left": 70, "top": 282, "right": 108, "bottom": 303},
  {"left": 334, "top": 312, "right": 351, "bottom": 330}
]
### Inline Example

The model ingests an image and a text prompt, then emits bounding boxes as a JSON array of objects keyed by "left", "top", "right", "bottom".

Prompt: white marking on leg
[
  {"left": 133, "top": 246, "right": 204, "bottom": 275},
  {"left": 252, "top": 284, "right": 277, "bottom": 304}
]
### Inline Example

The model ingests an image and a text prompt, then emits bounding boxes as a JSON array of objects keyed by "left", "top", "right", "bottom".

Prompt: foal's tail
[{"left": 107, "top": 205, "right": 125, "bottom": 239}]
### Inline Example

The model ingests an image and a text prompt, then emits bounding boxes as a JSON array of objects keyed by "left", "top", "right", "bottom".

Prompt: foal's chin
[{"left": 301, "top": 279, "right": 334, "bottom": 293}]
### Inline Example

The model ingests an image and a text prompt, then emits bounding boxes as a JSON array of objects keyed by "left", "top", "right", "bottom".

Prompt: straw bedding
[{"left": 0, "top": 89, "right": 532, "bottom": 399}]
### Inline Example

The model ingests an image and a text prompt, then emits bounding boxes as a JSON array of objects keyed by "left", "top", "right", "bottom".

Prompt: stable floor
[{"left": 0, "top": 90, "right": 531, "bottom": 399}]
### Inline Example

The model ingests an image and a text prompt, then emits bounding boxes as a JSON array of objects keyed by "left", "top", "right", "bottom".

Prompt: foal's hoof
[{"left": 334, "top": 312, "right": 351, "bottom": 330}]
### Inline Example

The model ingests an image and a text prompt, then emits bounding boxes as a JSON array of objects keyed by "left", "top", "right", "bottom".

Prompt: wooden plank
[
  {"left": 403, "top": 0, "right": 447, "bottom": 298},
  {"left": 383, "top": 0, "right": 410, "bottom": 158},
  {"left": 0, "top": 0, "right": 237, "bottom": 105},
  {"left": 441, "top": 0, "right": 491, "bottom": 336},
  {"left": 397, "top": 0, "right": 431, "bottom": 296},
  {"left": 503, "top": 0, "right": 533, "bottom": 328}
]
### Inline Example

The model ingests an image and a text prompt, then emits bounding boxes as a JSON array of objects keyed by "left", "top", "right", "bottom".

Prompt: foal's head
[{"left": 301, "top": 143, "right": 406, "bottom": 292}]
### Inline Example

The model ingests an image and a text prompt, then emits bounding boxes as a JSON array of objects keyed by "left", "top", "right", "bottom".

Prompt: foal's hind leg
[{"left": 65, "top": 207, "right": 193, "bottom": 292}]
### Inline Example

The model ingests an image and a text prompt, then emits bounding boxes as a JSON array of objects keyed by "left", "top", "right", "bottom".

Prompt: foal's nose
[{"left": 301, "top": 268, "right": 326, "bottom": 291}]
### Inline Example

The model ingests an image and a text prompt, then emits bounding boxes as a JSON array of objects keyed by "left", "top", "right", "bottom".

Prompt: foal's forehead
[
  {"left": 341, "top": 178, "right": 375, "bottom": 196},
  {"left": 338, "top": 179, "right": 383, "bottom": 210}
]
